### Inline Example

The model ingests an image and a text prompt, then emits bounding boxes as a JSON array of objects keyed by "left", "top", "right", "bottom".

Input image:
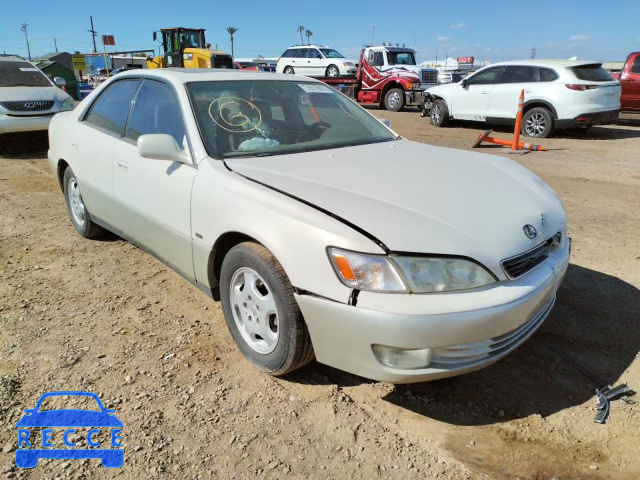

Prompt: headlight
[
  {"left": 59, "top": 97, "right": 75, "bottom": 112},
  {"left": 328, "top": 248, "right": 495, "bottom": 293},
  {"left": 343, "top": 62, "right": 354, "bottom": 67},
  {"left": 393, "top": 256, "right": 495, "bottom": 293}
]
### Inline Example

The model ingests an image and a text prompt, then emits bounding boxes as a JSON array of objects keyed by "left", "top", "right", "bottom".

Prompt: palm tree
[
  {"left": 297, "top": 26, "right": 305, "bottom": 44},
  {"left": 304, "top": 29, "right": 313, "bottom": 45},
  {"left": 226, "top": 26, "right": 238, "bottom": 60}
]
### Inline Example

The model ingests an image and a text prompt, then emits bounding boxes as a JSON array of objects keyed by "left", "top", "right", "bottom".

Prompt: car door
[
  {"left": 620, "top": 55, "right": 640, "bottom": 110},
  {"left": 73, "top": 79, "right": 141, "bottom": 226},
  {"left": 488, "top": 65, "right": 539, "bottom": 119},
  {"left": 307, "top": 48, "right": 325, "bottom": 76},
  {"left": 451, "top": 66, "right": 504, "bottom": 120},
  {"left": 112, "top": 78, "right": 197, "bottom": 280}
]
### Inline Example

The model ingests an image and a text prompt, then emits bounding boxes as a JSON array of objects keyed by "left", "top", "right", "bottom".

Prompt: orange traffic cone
[{"left": 472, "top": 90, "right": 546, "bottom": 152}]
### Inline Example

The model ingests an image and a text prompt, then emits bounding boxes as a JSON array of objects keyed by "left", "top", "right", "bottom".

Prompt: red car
[
  {"left": 233, "top": 61, "right": 260, "bottom": 71},
  {"left": 611, "top": 52, "right": 640, "bottom": 112}
]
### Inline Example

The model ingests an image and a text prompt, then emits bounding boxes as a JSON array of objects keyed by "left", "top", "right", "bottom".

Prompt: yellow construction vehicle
[{"left": 147, "top": 27, "right": 233, "bottom": 69}]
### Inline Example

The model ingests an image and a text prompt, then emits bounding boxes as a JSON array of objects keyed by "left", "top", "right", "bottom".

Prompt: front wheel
[
  {"left": 384, "top": 87, "right": 405, "bottom": 112},
  {"left": 326, "top": 64, "right": 340, "bottom": 78},
  {"left": 283, "top": 66, "right": 295, "bottom": 74},
  {"left": 430, "top": 99, "right": 450, "bottom": 127},
  {"left": 219, "top": 242, "right": 314, "bottom": 375},
  {"left": 522, "top": 107, "right": 553, "bottom": 138}
]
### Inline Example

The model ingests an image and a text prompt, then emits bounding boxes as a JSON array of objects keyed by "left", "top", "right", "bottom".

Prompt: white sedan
[{"left": 48, "top": 69, "right": 570, "bottom": 383}]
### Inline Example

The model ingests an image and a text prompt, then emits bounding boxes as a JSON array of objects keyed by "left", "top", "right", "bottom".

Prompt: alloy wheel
[
  {"left": 525, "top": 112, "right": 547, "bottom": 137},
  {"left": 68, "top": 177, "right": 86, "bottom": 226},
  {"left": 229, "top": 267, "right": 279, "bottom": 354}
]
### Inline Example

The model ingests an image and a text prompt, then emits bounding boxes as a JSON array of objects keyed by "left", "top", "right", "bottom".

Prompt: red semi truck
[
  {"left": 611, "top": 52, "right": 640, "bottom": 112},
  {"left": 320, "top": 46, "right": 438, "bottom": 111}
]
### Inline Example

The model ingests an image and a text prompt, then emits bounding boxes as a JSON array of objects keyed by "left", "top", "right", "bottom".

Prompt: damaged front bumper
[{"left": 296, "top": 239, "right": 570, "bottom": 383}]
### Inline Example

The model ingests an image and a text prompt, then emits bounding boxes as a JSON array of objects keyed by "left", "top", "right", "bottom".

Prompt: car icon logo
[
  {"left": 15, "top": 391, "right": 124, "bottom": 469},
  {"left": 523, "top": 224, "right": 538, "bottom": 239},
  {"left": 23, "top": 102, "right": 36, "bottom": 109}
]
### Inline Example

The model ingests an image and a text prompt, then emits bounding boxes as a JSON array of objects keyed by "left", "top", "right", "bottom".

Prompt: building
[
  {"left": 33, "top": 52, "right": 73, "bottom": 73},
  {"left": 33, "top": 60, "right": 78, "bottom": 100}
]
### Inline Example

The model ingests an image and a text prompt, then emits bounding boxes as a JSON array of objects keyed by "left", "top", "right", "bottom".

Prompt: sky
[{"left": 1, "top": 0, "right": 638, "bottom": 64}]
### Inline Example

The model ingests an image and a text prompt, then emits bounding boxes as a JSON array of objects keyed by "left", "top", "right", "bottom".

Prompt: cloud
[
  {"left": 437, "top": 36, "right": 450, "bottom": 42},
  {"left": 568, "top": 35, "right": 589, "bottom": 41},
  {"left": 449, "top": 22, "right": 466, "bottom": 30}
]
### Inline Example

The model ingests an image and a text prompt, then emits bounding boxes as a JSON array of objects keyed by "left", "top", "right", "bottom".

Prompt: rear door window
[
  {"left": 570, "top": 64, "right": 614, "bottom": 82},
  {"left": 539, "top": 68, "right": 559, "bottom": 82},
  {"left": 631, "top": 56, "right": 640, "bottom": 74},
  {"left": 295, "top": 49, "right": 309, "bottom": 58},
  {"left": 84, "top": 79, "right": 140, "bottom": 136},
  {"left": 125, "top": 79, "right": 186, "bottom": 148}
]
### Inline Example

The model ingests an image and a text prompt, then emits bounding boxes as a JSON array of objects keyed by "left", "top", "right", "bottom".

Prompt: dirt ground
[{"left": 0, "top": 112, "right": 639, "bottom": 480}]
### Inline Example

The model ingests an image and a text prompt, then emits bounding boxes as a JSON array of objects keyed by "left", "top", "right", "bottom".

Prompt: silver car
[
  {"left": 47, "top": 69, "right": 569, "bottom": 383},
  {"left": 0, "top": 55, "right": 74, "bottom": 135}
]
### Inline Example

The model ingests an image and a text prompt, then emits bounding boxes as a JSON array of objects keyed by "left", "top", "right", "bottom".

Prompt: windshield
[
  {"left": 386, "top": 51, "right": 416, "bottom": 65},
  {"left": 570, "top": 64, "right": 614, "bottom": 82},
  {"left": 0, "top": 61, "right": 51, "bottom": 87},
  {"left": 319, "top": 49, "right": 345, "bottom": 59},
  {"left": 187, "top": 80, "right": 395, "bottom": 159}
]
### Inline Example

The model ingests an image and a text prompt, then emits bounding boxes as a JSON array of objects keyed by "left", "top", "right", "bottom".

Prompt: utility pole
[
  {"left": 54, "top": 38, "right": 58, "bottom": 52},
  {"left": 530, "top": 47, "right": 536, "bottom": 59},
  {"left": 88, "top": 16, "right": 98, "bottom": 53},
  {"left": 21, "top": 23, "right": 31, "bottom": 61}
]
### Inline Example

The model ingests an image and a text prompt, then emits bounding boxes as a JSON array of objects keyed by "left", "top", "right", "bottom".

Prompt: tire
[
  {"left": 383, "top": 87, "right": 405, "bottom": 112},
  {"left": 62, "top": 166, "right": 105, "bottom": 238},
  {"left": 326, "top": 64, "right": 340, "bottom": 78},
  {"left": 521, "top": 107, "right": 554, "bottom": 138},
  {"left": 430, "top": 99, "right": 450, "bottom": 127},
  {"left": 283, "top": 66, "right": 295, "bottom": 74},
  {"left": 219, "top": 242, "right": 314, "bottom": 375}
]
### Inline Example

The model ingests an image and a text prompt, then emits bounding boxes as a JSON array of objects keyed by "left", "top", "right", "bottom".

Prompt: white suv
[
  {"left": 276, "top": 45, "right": 357, "bottom": 78},
  {"left": 0, "top": 55, "right": 74, "bottom": 135},
  {"left": 424, "top": 60, "right": 621, "bottom": 138}
]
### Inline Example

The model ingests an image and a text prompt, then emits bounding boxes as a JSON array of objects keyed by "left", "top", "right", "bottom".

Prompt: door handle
[
  {"left": 116, "top": 161, "right": 128, "bottom": 170},
  {"left": 481, "top": 91, "right": 489, "bottom": 94},
  {"left": 623, "top": 78, "right": 635, "bottom": 82}
]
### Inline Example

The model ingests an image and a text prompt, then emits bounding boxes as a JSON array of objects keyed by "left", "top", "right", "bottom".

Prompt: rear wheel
[
  {"left": 62, "top": 167, "right": 105, "bottom": 238},
  {"left": 384, "top": 87, "right": 405, "bottom": 112},
  {"left": 283, "top": 66, "right": 295, "bottom": 74},
  {"left": 522, "top": 107, "right": 553, "bottom": 138},
  {"left": 326, "top": 64, "right": 340, "bottom": 78},
  {"left": 430, "top": 99, "right": 450, "bottom": 127},
  {"left": 220, "top": 242, "right": 314, "bottom": 375}
]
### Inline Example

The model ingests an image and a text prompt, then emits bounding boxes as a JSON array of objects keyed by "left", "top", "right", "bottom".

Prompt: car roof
[
  {"left": 0, "top": 55, "right": 30, "bottom": 63},
  {"left": 488, "top": 59, "right": 601, "bottom": 68},
  {"left": 287, "top": 45, "right": 328, "bottom": 49},
  {"left": 116, "top": 68, "right": 322, "bottom": 83}
]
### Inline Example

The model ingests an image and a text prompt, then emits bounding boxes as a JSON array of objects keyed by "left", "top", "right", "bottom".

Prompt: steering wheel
[{"left": 303, "top": 121, "right": 331, "bottom": 141}]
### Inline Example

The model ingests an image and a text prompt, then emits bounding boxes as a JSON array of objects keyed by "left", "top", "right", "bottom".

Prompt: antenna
[{"left": 370, "top": 24, "right": 376, "bottom": 45}]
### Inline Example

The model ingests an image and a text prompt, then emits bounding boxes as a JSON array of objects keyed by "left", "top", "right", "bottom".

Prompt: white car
[
  {"left": 48, "top": 69, "right": 569, "bottom": 383},
  {"left": 425, "top": 60, "right": 621, "bottom": 137},
  {"left": 276, "top": 45, "right": 357, "bottom": 77},
  {"left": 0, "top": 55, "right": 74, "bottom": 135}
]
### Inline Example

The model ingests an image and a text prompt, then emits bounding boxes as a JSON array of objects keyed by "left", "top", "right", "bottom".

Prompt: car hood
[
  {"left": 225, "top": 140, "right": 566, "bottom": 275},
  {"left": 0, "top": 86, "right": 70, "bottom": 103},
  {"left": 16, "top": 409, "right": 123, "bottom": 427}
]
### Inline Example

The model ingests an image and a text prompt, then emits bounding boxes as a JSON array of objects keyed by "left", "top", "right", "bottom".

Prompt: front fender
[{"left": 191, "top": 160, "right": 385, "bottom": 303}]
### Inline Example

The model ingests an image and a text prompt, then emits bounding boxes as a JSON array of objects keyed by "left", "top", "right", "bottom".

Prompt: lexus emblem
[
  {"left": 523, "top": 224, "right": 538, "bottom": 239},
  {"left": 24, "top": 102, "right": 36, "bottom": 109}
]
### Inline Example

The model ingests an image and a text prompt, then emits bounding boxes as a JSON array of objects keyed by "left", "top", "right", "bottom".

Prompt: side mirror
[
  {"left": 378, "top": 118, "right": 391, "bottom": 128},
  {"left": 461, "top": 79, "right": 468, "bottom": 88},
  {"left": 153, "top": 31, "right": 157, "bottom": 42},
  {"left": 137, "top": 134, "right": 190, "bottom": 164},
  {"left": 54, "top": 77, "right": 66, "bottom": 87}
]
